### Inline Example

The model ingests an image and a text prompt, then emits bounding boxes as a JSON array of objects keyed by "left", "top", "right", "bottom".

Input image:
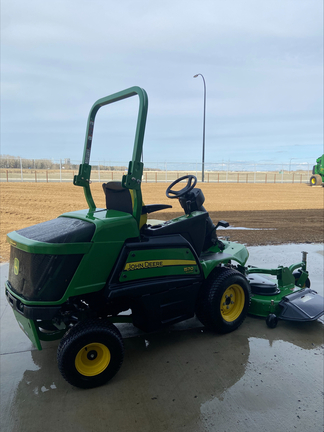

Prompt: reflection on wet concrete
[
  {"left": 2, "top": 317, "right": 323, "bottom": 432},
  {"left": 1, "top": 243, "right": 323, "bottom": 432},
  {"left": 200, "top": 336, "right": 323, "bottom": 432},
  {"left": 0, "top": 350, "right": 40, "bottom": 428},
  {"left": 3, "top": 328, "right": 251, "bottom": 432}
]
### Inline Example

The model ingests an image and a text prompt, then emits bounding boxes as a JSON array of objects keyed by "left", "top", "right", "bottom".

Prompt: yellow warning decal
[
  {"left": 124, "top": 259, "right": 197, "bottom": 272},
  {"left": 14, "top": 258, "right": 19, "bottom": 275}
]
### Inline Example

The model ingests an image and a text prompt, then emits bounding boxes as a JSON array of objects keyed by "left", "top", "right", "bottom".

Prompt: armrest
[{"left": 142, "top": 204, "right": 172, "bottom": 214}]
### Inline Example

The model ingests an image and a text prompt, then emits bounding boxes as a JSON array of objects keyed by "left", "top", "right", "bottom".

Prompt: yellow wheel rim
[
  {"left": 220, "top": 284, "right": 245, "bottom": 322},
  {"left": 75, "top": 343, "right": 111, "bottom": 376},
  {"left": 311, "top": 178, "right": 316, "bottom": 184}
]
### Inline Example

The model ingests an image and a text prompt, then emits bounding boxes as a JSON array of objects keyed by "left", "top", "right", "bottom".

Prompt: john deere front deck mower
[
  {"left": 5, "top": 87, "right": 324, "bottom": 388},
  {"left": 310, "top": 154, "right": 324, "bottom": 186}
]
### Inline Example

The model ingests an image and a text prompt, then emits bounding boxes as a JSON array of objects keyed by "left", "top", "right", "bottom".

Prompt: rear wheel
[
  {"left": 196, "top": 267, "right": 251, "bottom": 333},
  {"left": 310, "top": 175, "right": 322, "bottom": 186},
  {"left": 57, "top": 319, "right": 124, "bottom": 389}
]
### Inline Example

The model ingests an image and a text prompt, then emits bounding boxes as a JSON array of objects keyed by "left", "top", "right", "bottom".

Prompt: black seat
[
  {"left": 143, "top": 212, "right": 208, "bottom": 256},
  {"left": 102, "top": 182, "right": 172, "bottom": 229},
  {"left": 102, "top": 182, "right": 133, "bottom": 214}
]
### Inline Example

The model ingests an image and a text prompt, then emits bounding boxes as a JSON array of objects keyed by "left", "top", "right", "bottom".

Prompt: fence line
[
  {"left": 0, "top": 157, "right": 313, "bottom": 184},
  {"left": 0, "top": 169, "right": 311, "bottom": 184}
]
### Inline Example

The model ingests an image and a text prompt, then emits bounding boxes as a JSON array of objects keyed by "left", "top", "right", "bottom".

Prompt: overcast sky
[{"left": 1, "top": 0, "right": 323, "bottom": 167}]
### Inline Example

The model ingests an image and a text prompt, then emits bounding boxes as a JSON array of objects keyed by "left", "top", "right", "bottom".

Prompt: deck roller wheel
[
  {"left": 292, "top": 270, "right": 311, "bottom": 288},
  {"left": 266, "top": 314, "right": 278, "bottom": 329}
]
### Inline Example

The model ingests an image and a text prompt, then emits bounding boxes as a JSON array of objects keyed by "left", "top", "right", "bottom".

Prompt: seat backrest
[
  {"left": 102, "top": 182, "right": 133, "bottom": 213},
  {"left": 102, "top": 181, "right": 147, "bottom": 228}
]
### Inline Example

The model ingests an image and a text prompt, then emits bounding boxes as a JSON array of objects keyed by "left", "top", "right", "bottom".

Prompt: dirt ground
[{"left": 0, "top": 182, "right": 323, "bottom": 262}]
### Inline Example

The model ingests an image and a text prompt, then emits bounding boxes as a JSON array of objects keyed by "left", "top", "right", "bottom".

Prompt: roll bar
[{"left": 73, "top": 86, "right": 148, "bottom": 224}]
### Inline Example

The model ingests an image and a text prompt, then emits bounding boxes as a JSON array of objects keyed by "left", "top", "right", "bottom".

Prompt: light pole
[
  {"left": 193, "top": 73, "right": 206, "bottom": 182},
  {"left": 289, "top": 158, "right": 296, "bottom": 173}
]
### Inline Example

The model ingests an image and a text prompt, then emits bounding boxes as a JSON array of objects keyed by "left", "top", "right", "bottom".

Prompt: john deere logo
[
  {"left": 124, "top": 259, "right": 197, "bottom": 272},
  {"left": 124, "top": 260, "right": 163, "bottom": 271},
  {"left": 14, "top": 258, "right": 19, "bottom": 275}
]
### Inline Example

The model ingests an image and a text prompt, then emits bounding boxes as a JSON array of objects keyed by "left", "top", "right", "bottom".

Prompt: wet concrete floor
[{"left": 1, "top": 244, "right": 323, "bottom": 432}]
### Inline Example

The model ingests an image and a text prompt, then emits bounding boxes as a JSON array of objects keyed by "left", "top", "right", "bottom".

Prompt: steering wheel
[{"left": 166, "top": 175, "right": 197, "bottom": 199}]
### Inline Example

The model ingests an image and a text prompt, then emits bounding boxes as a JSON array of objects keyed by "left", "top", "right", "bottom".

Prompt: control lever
[
  {"left": 215, "top": 220, "right": 230, "bottom": 229},
  {"left": 209, "top": 220, "right": 229, "bottom": 251}
]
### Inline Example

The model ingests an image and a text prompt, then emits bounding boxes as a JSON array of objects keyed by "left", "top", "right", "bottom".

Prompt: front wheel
[
  {"left": 310, "top": 175, "right": 322, "bottom": 186},
  {"left": 57, "top": 319, "right": 124, "bottom": 389},
  {"left": 196, "top": 267, "right": 251, "bottom": 333}
]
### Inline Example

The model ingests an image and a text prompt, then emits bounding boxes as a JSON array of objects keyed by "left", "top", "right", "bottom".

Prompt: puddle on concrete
[
  {"left": 2, "top": 322, "right": 323, "bottom": 432},
  {"left": 0, "top": 351, "right": 40, "bottom": 428},
  {"left": 218, "top": 226, "right": 275, "bottom": 230},
  {"left": 200, "top": 337, "right": 324, "bottom": 432}
]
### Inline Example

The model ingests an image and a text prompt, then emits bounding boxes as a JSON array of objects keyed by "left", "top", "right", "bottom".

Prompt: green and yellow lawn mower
[
  {"left": 310, "top": 154, "right": 324, "bottom": 186},
  {"left": 5, "top": 87, "right": 324, "bottom": 389}
]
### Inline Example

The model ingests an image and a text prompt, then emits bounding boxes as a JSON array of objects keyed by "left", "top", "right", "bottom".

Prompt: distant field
[{"left": 1, "top": 182, "right": 323, "bottom": 262}]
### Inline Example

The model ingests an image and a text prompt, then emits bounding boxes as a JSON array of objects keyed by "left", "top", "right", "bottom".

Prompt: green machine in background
[
  {"left": 310, "top": 154, "right": 324, "bottom": 186},
  {"left": 5, "top": 87, "right": 324, "bottom": 389}
]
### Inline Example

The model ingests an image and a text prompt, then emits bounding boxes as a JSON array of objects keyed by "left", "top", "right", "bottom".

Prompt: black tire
[
  {"left": 57, "top": 319, "right": 124, "bottom": 389},
  {"left": 292, "top": 270, "right": 311, "bottom": 288},
  {"left": 266, "top": 314, "right": 278, "bottom": 328},
  {"left": 196, "top": 267, "right": 251, "bottom": 333},
  {"left": 310, "top": 175, "right": 322, "bottom": 186}
]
